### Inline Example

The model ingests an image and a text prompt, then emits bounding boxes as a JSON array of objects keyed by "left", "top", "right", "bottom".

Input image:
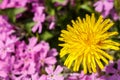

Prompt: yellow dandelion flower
[{"left": 58, "top": 14, "right": 120, "bottom": 74}]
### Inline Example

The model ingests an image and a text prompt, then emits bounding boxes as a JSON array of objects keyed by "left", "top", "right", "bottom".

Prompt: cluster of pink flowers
[
  {"left": 0, "top": 15, "right": 62, "bottom": 79},
  {"left": 0, "top": 0, "right": 76, "bottom": 34},
  {"left": 94, "top": 0, "right": 119, "bottom": 21},
  {"left": 0, "top": 0, "right": 55, "bottom": 34},
  {"left": 67, "top": 60, "right": 120, "bottom": 80},
  {"left": 100, "top": 60, "right": 120, "bottom": 80},
  {"left": 0, "top": 0, "right": 28, "bottom": 9}
]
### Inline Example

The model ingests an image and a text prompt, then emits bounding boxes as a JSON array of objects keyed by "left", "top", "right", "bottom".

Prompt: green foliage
[
  {"left": 114, "top": 0, "right": 120, "bottom": 15},
  {"left": 52, "top": 0, "right": 65, "bottom": 3},
  {"left": 25, "top": 22, "right": 35, "bottom": 35},
  {"left": 0, "top": 0, "right": 2, "bottom": 3},
  {"left": 80, "top": 2, "right": 93, "bottom": 12},
  {"left": 40, "top": 31, "right": 54, "bottom": 41},
  {"left": 0, "top": 8, "right": 26, "bottom": 23}
]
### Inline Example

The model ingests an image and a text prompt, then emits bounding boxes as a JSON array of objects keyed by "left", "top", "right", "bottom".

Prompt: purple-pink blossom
[
  {"left": 32, "top": 6, "right": 45, "bottom": 33},
  {"left": 0, "top": 15, "right": 14, "bottom": 33},
  {"left": 67, "top": 73, "right": 80, "bottom": 80},
  {"left": 0, "top": 36, "right": 17, "bottom": 59},
  {"left": 67, "top": 71, "right": 104, "bottom": 80},
  {"left": 103, "top": 60, "right": 120, "bottom": 80},
  {"left": 45, "top": 65, "right": 64, "bottom": 80},
  {"left": 94, "top": 0, "right": 119, "bottom": 20},
  {"left": 0, "top": 0, "right": 28, "bottom": 9},
  {"left": 12, "top": 37, "right": 58, "bottom": 79}
]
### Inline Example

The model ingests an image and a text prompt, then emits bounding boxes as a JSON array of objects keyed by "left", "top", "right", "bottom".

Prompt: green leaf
[
  {"left": 49, "top": 9, "right": 55, "bottom": 15},
  {"left": 52, "top": 0, "right": 65, "bottom": 3},
  {"left": 25, "top": 22, "right": 35, "bottom": 28},
  {"left": 80, "top": 3, "right": 93, "bottom": 12},
  {"left": 4, "top": 8, "right": 26, "bottom": 23},
  {"left": 40, "top": 31, "right": 54, "bottom": 41},
  {"left": 114, "top": 0, "right": 120, "bottom": 15},
  {"left": 25, "top": 22, "right": 35, "bottom": 33},
  {"left": 13, "top": 8, "right": 26, "bottom": 15},
  {"left": 0, "top": 0, "right": 2, "bottom": 3}
]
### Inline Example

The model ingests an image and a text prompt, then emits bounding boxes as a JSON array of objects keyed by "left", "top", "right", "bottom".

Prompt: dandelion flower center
[{"left": 59, "top": 14, "right": 120, "bottom": 74}]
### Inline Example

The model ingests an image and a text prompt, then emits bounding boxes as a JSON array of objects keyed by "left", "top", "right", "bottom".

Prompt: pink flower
[
  {"left": 94, "top": 0, "right": 119, "bottom": 20},
  {"left": 103, "top": 60, "right": 120, "bottom": 80},
  {"left": 67, "top": 73, "right": 80, "bottom": 80},
  {"left": 45, "top": 65, "right": 64, "bottom": 80},
  {"left": 0, "top": 0, "right": 28, "bottom": 9},
  {"left": 94, "top": 0, "right": 113, "bottom": 13},
  {"left": 47, "top": 16, "right": 56, "bottom": 30},
  {"left": 47, "top": 48, "right": 58, "bottom": 57},
  {"left": 32, "top": 6, "right": 45, "bottom": 33},
  {"left": 94, "top": 0, "right": 113, "bottom": 17},
  {"left": 39, "top": 50, "right": 57, "bottom": 66},
  {"left": 31, "top": 74, "right": 47, "bottom": 80},
  {"left": 110, "top": 9, "right": 119, "bottom": 21},
  {"left": 36, "top": 41, "right": 57, "bottom": 67},
  {"left": 0, "top": 15, "right": 13, "bottom": 33},
  {"left": 49, "top": 22, "right": 55, "bottom": 30},
  {"left": 67, "top": 71, "right": 103, "bottom": 80},
  {"left": 39, "top": 75, "right": 47, "bottom": 80},
  {"left": 0, "top": 36, "right": 17, "bottom": 59},
  {"left": 0, "top": 56, "right": 15, "bottom": 79},
  {"left": 25, "top": 37, "right": 42, "bottom": 54}
]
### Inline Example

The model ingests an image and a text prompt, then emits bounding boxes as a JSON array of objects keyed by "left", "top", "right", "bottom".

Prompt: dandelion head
[{"left": 59, "top": 14, "right": 120, "bottom": 74}]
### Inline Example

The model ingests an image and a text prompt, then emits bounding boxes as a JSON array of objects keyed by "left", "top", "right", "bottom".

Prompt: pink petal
[
  {"left": 45, "top": 66, "right": 54, "bottom": 74},
  {"left": 54, "top": 75, "right": 64, "bottom": 80},
  {"left": 32, "top": 22, "right": 39, "bottom": 33},
  {"left": 40, "top": 14, "right": 45, "bottom": 22},
  {"left": 28, "top": 37, "right": 37, "bottom": 47},
  {"left": 1, "top": 52, "right": 7, "bottom": 59},
  {"left": 31, "top": 73, "right": 38, "bottom": 80},
  {"left": 28, "top": 62, "right": 35, "bottom": 74},
  {"left": 38, "top": 22, "right": 42, "bottom": 33},
  {"left": 48, "top": 48, "right": 58, "bottom": 56},
  {"left": 32, "top": 43, "right": 42, "bottom": 53},
  {"left": 0, "top": 40, "right": 4, "bottom": 48},
  {"left": 94, "top": 1, "right": 103, "bottom": 12},
  {"left": 105, "top": 63, "right": 116, "bottom": 74},
  {"left": 40, "top": 49, "right": 48, "bottom": 59},
  {"left": 54, "top": 65, "right": 63, "bottom": 74},
  {"left": 45, "top": 57, "right": 56, "bottom": 65},
  {"left": 0, "top": 71, "right": 7, "bottom": 78},
  {"left": 102, "top": 10, "right": 110, "bottom": 18},
  {"left": 104, "top": 1, "right": 113, "bottom": 11},
  {"left": 0, "top": 0, "right": 8, "bottom": 9},
  {"left": 36, "top": 6, "right": 44, "bottom": 15},
  {"left": 39, "top": 75, "right": 47, "bottom": 80},
  {"left": 0, "top": 33, "right": 6, "bottom": 41},
  {"left": 49, "top": 22, "right": 55, "bottom": 30},
  {"left": 117, "top": 60, "right": 120, "bottom": 70}
]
